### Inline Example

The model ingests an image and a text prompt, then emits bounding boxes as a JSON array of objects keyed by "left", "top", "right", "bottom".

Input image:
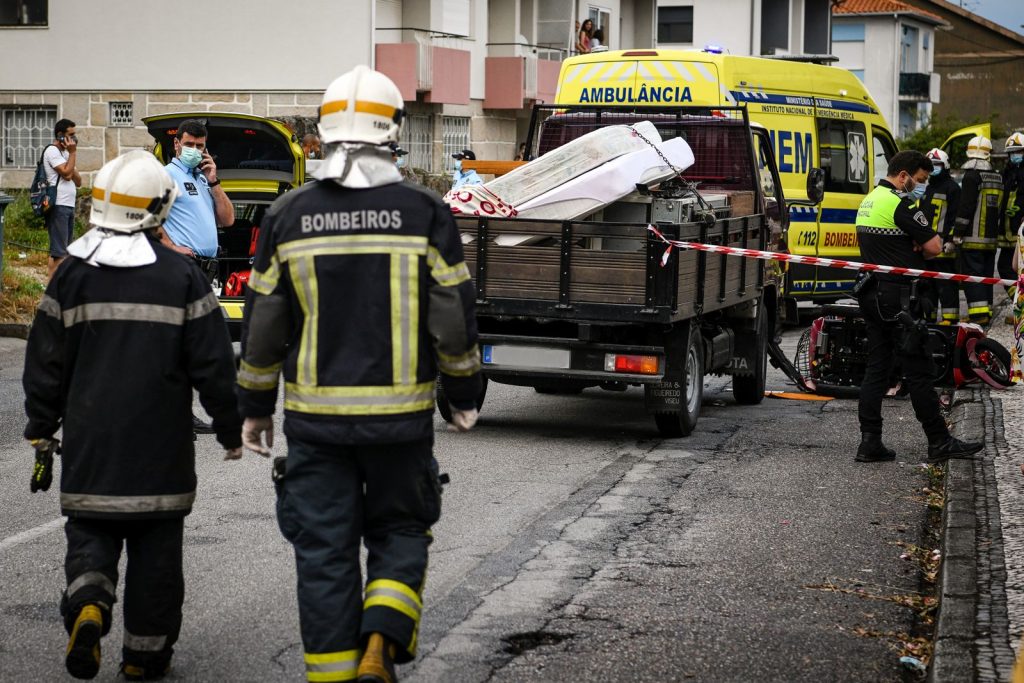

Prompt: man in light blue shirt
[
  {"left": 451, "top": 149, "right": 483, "bottom": 190},
  {"left": 160, "top": 119, "right": 234, "bottom": 259}
]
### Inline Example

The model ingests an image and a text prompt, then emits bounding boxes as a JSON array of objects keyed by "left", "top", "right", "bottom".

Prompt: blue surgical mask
[
  {"left": 910, "top": 182, "right": 927, "bottom": 200},
  {"left": 930, "top": 165, "right": 942, "bottom": 176},
  {"left": 1011, "top": 153, "right": 1024, "bottom": 165},
  {"left": 179, "top": 146, "right": 202, "bottom": 170},
  {"left": 454, "top": 159, "right": 462, "bottom": 172},
  {"left": 396, "top": 156, "right": 407, "bottom": 169}
]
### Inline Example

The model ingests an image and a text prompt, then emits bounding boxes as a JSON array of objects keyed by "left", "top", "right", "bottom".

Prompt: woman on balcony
[{"left": 576, "top": 19, "right": 593, "bottom": 54}]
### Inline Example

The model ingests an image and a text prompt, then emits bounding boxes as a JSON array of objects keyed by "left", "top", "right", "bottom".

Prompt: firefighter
[
  {"left": 999, "top": 132, "right": 1024, "bottom": 321},
  {"left": 22, "top": 151, "right": 243, "bottom": 680},
  {"left": 237, "top": 66, "right": 482, "bottom": 683},
  {"left": 953, "top": 135, "right": 1004, "bottom": 324},
  {"left": 921, "top": 148, "right": 961, "bottom": 323},
  {"left": 853, "top": 150, "right": 982, "bottom": 464}
]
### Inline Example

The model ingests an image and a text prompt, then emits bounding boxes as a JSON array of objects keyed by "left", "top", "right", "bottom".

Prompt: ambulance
[{"left": 555, "top": 49, "right": 898, "bottom": 305}]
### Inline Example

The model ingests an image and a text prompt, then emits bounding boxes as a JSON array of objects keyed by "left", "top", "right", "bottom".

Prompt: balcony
[
  {"left": 483, "top": 44, "right": 566, "bottom": 109},
  {"left": 899, "top": 72, "right": 930, "bottom": 99},
  {"left": 375, "top": 29, "right": 472, "bottom": 105}
]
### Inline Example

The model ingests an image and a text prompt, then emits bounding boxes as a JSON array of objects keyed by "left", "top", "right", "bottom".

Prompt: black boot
[
  {"left": 927, "top": 436, "right": 984, "bottom": 463},
  {"left": 192, "top": 414, "right": 214, "bottom": 434},
  {"left": 855, "top": 433, "right": 896, "bottom": 462}
]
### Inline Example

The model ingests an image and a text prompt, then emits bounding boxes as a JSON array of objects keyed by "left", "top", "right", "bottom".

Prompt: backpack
[{"left": 30, "top": 145, "right": 58, "bottom": 217}]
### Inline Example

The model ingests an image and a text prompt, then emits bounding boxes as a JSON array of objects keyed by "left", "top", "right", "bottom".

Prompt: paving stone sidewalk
[{"left": 931, "top": 303, "right": 1024, "bottom": 682}]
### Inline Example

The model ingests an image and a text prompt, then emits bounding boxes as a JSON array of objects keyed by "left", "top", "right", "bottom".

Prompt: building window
[
  {"left": 849, "top": 69, "right": 865, "bottom": 81},
  {"left": 401, "top": 114, "right": 434, "bottom": 173},
  {"left": 831, "top": 23, "right": 865, "bottom": 42},
  {"left": 442, "top": 116, "right": 470, "bottom": 173},
  {"left": 2, "top": 107, "right": 56, "bottom": 168},
  {"left": 109, "top": 102, "right": 134, "bottom": 127},
  {"left": 657, "top": 7, "right": 693, "bottom": 44},
  {"left": 0, "top": 0, "right": 47, "bottom": 26}
]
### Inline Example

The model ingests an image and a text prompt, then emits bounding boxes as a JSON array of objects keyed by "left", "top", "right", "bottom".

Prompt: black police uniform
[
  {"left": 237, "top": 177, "right": 481, "bottom": 680},
  {"left": 22, "top": 240, "right": 242, "bottom": 674},
  {"left": 854, "top": 180, "right": 950, "bottom": 446},
  {"left": 920, "top": 168, "right": 961, "bottom": 322}
]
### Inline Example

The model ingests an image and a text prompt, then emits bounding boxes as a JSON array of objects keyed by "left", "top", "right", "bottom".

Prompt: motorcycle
[{"left": 768, "top": 302, "right": 1013, "bottom": 398}]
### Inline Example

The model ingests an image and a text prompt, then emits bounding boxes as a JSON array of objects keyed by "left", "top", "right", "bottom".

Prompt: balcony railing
[{"left": 899, "top": 72, "right": 930, "bottom": 98}]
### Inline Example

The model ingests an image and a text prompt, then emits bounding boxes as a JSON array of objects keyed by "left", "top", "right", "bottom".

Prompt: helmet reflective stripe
[
  {"left": 92, "top": 187, "right": 154, "bottom": 210},
  {"left": 317, "top": 65, "right": 404, "bottom": 146},
  {"left": 320, "top": 99, "right": 398, "bottom": 120},
  {"left": 88, "top": 150, "right": 178, "bottom": 233}
]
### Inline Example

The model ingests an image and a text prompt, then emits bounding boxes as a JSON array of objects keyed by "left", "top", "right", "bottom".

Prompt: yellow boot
[
  {"left": 65, "top": 604, "right": 103, "bottom": 680},
  {"left": 357, "top": 633, "right": 397, "bottom": 683}
]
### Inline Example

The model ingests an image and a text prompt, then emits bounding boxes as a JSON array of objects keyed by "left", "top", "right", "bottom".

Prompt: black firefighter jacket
[
  {"left": 237, "top": 179, "right": 482, "bottom": 445},
  {"left": 22, "top": 240, "right": 242, "bottom": 520}
]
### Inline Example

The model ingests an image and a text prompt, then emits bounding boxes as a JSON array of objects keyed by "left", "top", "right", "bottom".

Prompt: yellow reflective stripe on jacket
[
  {"left": 277, "top": 234, "right": 429, "bottom": 262},
  {"left": 62, "top": 302, "right": 187, "bottom": 328},
  {"left": 238, "top": 360, "right": 283, "bottom": 391},
  {"left": 427, "top": 246, "right": 471, "bottom": 286},
  {"left": 437, "top": 347, "right": 481, "bottom": 377},
  {"left": 303, "top": 649, "right": 360, "bottom": 682},
  {"left": 60, "top": 492, "right": 196, "bottom": 514},
  {"left": 391, "top": 254, "right": 419, "bottom": 385},
  {"left": 248, "top": 254, "right": 281, "bottom": 296},
  {"left": 926, "top": 194, "right": 947, "bottom": 234},
  {"left": 291, "top": 257, "right": 320, "bottom": 387},
  {"left": 284, "top": 381, "right": 434, "bottom": 416},
  {"left": 364, "top": 579, "right": 423, "bottom": 622}
]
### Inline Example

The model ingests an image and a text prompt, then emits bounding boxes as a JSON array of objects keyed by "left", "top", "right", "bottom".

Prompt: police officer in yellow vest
[
  {"left": 920, "top": 148, "right": 961, "bottom": 324},
  {"left": 953, "top": 135, "right": 1004, "bottom": 324},
  {"left": 853, "top": 150, "right": 983, "bottom": 464},
  {"left": 237, "top": 66, "right": 482, "bottom": 683}
]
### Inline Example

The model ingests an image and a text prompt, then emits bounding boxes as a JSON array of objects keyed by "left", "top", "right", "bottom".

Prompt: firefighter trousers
[
  {"left": 276, "top": 436, "right": 442, "bottom": 680},
  {"left": 63, "top": 517, "right": 184, "bottom": 671},
  {"left": 961, "top": 249, "right": 996, "bottom": 319},
  {"left": 998, "top": 246, "right": 1017, "bottom": 298},
  {"left": 930, "top": 257, "right": 960, "bottom": 322}
]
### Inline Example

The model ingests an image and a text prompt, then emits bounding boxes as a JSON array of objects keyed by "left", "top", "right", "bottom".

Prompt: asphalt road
[{"left": 0, "top": 331, "right": 934, "bottom": 682}]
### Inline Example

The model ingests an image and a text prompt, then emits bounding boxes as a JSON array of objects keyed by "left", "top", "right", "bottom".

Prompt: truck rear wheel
[
  {"left": 732, "top": 305, "right": 768, "bottom": 405},
  {"left": 653, "top": 325, "right": 703, "bottom": 438},
  {"left": 436, "top": 376, "right": 489, "bottom": 423}
]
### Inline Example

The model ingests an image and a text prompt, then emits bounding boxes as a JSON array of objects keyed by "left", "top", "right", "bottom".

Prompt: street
[{"left": 0, "top": 330, "right": 939, "bottom": 681}]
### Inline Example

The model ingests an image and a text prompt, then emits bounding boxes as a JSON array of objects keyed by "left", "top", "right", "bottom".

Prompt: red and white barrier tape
[{"left": 647, "top": 225, "right": 1019, "bottom": 289}]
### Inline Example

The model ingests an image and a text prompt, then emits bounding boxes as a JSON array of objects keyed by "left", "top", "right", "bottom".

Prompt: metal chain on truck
[{"left": 628, "top": 125, "right": 718, "bottom": 218}]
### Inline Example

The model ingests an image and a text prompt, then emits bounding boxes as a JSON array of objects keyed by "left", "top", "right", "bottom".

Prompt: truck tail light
[{"left": 604, "top": 354, "right": 660, "bottom": 375}]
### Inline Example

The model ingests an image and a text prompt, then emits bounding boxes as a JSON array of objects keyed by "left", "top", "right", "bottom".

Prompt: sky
[{"left": 965, "top": 0, "right": 1024, "bottom": 34}]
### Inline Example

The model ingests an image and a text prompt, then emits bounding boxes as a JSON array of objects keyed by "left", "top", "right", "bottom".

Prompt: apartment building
[{"left": 0, "top": 0, "right": 656, "bottom": 188}]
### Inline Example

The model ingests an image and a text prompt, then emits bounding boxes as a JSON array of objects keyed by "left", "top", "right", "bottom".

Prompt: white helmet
[
  {"left": 1005, "top": 132, "right": 1024, "bottom": 153},
  {"left": 926, "top": 148, "right": 949, "bottom": 169},
  {"left": 966, "top": 135, "right": 992, "bottom": 160},
  {"left": 90, "top": 150, "right": 178, "bottom": 233},
  {"left": 317, "top": 65, "right": 405, "bottom": 146}
]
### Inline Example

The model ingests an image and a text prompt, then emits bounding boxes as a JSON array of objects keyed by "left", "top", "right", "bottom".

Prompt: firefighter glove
[
  {"left": 942, "top": 240, "right": 957, "bottom": 255},
  {"left": 29, "top": 437, "right": 59, "bottom": 493},
  {"left": 447, "top": 407, "right": 479, "bottom": 433},
  {"left": 242, "top": 416, "right": 274, "bottom": 457}
]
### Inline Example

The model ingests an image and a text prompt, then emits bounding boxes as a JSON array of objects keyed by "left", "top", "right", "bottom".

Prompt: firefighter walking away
[
  {"left": 237, "top": 65, "right": 482, "bottom": 682},
  {"left": 21, "top": 151, "right": 244, "bottom": 680}
]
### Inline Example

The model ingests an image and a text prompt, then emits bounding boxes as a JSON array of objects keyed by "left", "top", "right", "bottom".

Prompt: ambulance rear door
[{"left": 555, "top": 53, "right": 725, "bottom": 107}]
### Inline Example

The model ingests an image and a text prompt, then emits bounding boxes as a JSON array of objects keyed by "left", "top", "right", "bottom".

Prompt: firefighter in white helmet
[
  {"left": 953, "top": 135, "right": 1004, "bottom": 323},
  {"left": 237, "top": 66, "right": 482, "bottom": 683},
  {"left": 920, "top": 148, "right": 961, "bottom": 323},
  {"left": 998, "top": 132, "right": 1024, "bottom": 320},
  {"left": 22, "top": 150, "right": 243, "bottom": 681}
]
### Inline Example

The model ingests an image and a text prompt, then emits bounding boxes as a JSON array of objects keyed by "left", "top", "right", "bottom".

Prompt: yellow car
[{"left": 144, "top": 112, "right": 305, "bottom": 339}]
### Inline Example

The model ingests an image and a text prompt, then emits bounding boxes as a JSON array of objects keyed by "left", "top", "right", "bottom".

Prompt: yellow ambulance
[{"left": 554, "top": 49, "right": 898, "bottom": 303}]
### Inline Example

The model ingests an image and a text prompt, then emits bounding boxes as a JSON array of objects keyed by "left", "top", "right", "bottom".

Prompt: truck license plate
[{"left": 482, "top": 345, "right": 571, "bottom": 369}]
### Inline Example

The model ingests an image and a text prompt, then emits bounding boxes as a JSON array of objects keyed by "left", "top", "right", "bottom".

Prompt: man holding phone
[
  {"left": 161, "top": 118, "right": 235, "bottom": 435},
  {"left": 43, "top": 118, "right": 82, "bottom": 278}
]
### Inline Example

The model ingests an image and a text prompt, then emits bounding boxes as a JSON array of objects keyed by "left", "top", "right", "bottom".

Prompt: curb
[
  {"left": 930, "top": 389, "right": 980, "bottom": 682},
  {"left": 0, "top": 322, "right": 30, "bottom": 339}
]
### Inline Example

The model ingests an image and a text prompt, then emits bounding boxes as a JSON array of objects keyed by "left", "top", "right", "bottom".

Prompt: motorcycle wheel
[{"left": 966, "top": 338, "right": 1013, "bottom": 388}]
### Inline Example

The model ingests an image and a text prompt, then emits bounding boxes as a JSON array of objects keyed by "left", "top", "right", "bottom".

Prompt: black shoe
[
  {"left": 66, "top": 604, "right": 103, "bottom": 680},
  {"left": 855, "top": 433, "right": 896, "bottom": 462},
  {"left": 192, "top": 414, "right": 214, "bottom": 434},
  {"left": 121, "top": 662, "right": 171, "bottom": 681},
  {"left": 927, "top": 436, "right": 984, "bottom": 463}
]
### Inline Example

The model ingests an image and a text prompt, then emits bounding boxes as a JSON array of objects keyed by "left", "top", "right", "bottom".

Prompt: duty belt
[{"left": 193, "top": 255, "right": 219, "bottom": 283}]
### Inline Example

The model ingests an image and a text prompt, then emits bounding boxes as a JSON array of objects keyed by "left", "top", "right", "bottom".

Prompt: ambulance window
[
  {"left": 754, "top": 133, "right": 777, "bottom": 196},
  {"left": 816, "top": 119, "right": 869, "bottom": 195},
  {"left": 871, "top": 129, "right": 897, "bottom": 184}
]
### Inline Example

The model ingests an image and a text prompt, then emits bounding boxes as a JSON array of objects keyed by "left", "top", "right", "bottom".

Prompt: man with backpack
[{"left": 42, "top": 118, "right": 82, "bottom": 278}]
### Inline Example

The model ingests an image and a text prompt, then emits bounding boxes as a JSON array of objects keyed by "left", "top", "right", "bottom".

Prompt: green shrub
[{"left": 1, "top": 188, "right": 88, "bottom": 254}]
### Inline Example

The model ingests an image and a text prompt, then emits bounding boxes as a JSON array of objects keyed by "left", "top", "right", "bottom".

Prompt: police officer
[
  {"left": 22, "top": 151, "right": 243, "bottom": 681},
  {"left": 853, "top": 150, "right": 982, "bottom": 464},
  {"left": 237, "top": 66, "right": 482, "bottom": 683},
  {"left": 999, "top": 132, "right": 1024, "bottom": 319},
  {"left": 921, "top": 148, "right": 961, "bottom": 324},
  {"left": 953, "top": 135, "right": 1004, "bottom": 324}
]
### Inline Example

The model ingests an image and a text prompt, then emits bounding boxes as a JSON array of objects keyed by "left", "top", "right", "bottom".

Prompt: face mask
[
  {"left": 931, "top": 165, "right": 943, "bottom": 176},
  {"left": 454, "top": 160, "right": 462, "bottom": 172},
  {"left": 1011, "top": 153, "right": 1024, "bottom": 165},
  {"left": 910, "top": 182, "right": 927, "bottom": 200},
  {"left": 179, "top": 146, "right": 202, "bottom": 170},
  {"left": 396, "top": 156, "right": 407, "bottom": 169}
]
